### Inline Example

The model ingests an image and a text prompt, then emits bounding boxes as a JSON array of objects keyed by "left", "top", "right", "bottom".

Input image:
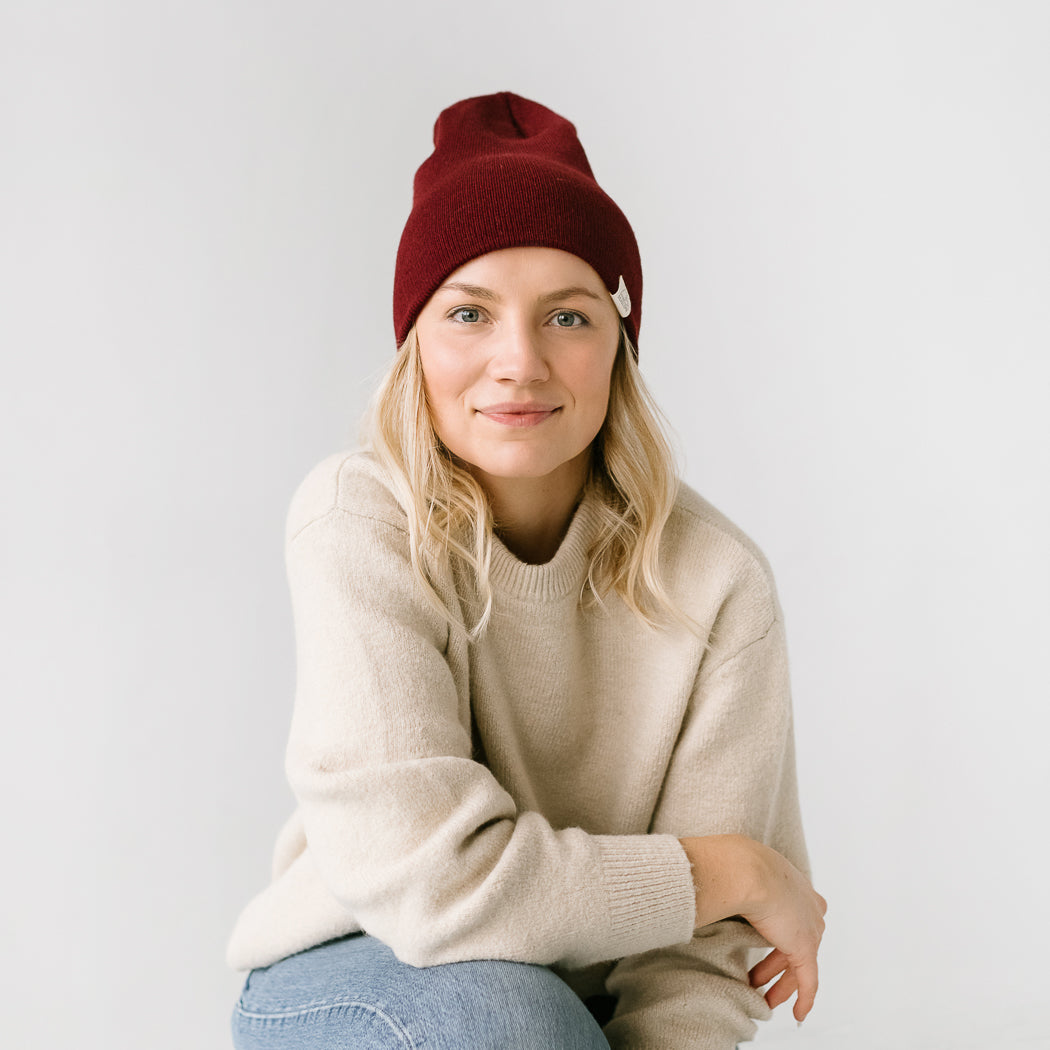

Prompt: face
[{"left": 415, "top": 247, "right": 621, "bottom": 494}]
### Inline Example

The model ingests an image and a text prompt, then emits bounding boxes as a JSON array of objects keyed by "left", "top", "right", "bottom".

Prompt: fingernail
[{"left": 797, "top": 1021, "right": 804, "bottom": 1029}]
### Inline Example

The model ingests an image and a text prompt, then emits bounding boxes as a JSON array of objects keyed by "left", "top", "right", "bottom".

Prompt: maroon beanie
[{"left": 393, "top": 92, "right": 642, "bottom": 350}]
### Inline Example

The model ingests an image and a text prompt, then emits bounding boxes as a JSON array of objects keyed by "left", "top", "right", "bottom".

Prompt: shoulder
[
  {"left": 667, "top": 481, "right": 775, "bottom": 581},
  {"left": 282, "top": 451, "right": 456, "bottom": 639},
  {"left": 662, "top": 480, "right": 783, "bottom": 635},
  {"left": 285, "top": 449, "right": 407, "bottom": 545}
]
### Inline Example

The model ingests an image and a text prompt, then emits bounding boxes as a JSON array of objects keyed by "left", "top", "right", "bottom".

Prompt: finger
[
  {"left": 792, "top": 958, "right": 819, "bottom": 1023},
  {"left": 749, "top": 949, "right": 788, "bottom": 988},
  {"left": 748, "top": 949, "right": 784, "bottom": 987},
  {"left": 765, "top": 971, "right": 799, "bottom": 1011}
]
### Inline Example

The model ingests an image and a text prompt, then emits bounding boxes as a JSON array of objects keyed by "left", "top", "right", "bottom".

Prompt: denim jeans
[{"left": 231, "top": 933, "right": 612, "bottom": 1049}]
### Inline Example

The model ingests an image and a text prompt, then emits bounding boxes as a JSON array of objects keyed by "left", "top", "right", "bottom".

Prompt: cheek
[
  {"left": 419, "top": 348, "right": 459, "bottom": 405},
  {"left": 574, "top": 360, "right": 616, "bottom": 423},
  {"left": 419, "top": 352, "right": 475, "bottom": 442}
]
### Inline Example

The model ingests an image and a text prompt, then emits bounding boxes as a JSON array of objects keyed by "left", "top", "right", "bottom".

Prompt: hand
[
  {"left": 679, "top": 835, "right": 827, "bottom": 1022},
  {"left": 745, "top": 887, "right": 827, "bottom": 1022}
]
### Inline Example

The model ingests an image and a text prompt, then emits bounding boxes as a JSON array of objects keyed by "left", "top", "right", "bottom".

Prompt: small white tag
[{"left": 612, "top": 275, "right": 632, "bottom": 318}]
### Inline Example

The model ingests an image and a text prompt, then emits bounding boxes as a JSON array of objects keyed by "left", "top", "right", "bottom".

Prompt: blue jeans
[{"left": 231, "top": 934, "right": 612, "bottom": 1049}]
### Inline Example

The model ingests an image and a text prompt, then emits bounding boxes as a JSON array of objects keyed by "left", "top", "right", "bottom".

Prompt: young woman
[{"left": 228, "top": 92, "right": 826, "bottom": 1050}]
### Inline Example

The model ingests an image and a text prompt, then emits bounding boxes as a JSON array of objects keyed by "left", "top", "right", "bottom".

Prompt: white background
[{"left": 3, "top": 2, "right": 1048, "bottom": 1048}]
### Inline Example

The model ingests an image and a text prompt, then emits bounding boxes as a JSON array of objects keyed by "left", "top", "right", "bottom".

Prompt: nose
[{"left": 487, "top": 321, "right": 550, "bottom": 384}]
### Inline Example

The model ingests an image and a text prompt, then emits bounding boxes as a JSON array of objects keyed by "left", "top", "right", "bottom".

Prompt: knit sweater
[{"left": 227, "top": 450, "right": 809, "bottom": 1049}]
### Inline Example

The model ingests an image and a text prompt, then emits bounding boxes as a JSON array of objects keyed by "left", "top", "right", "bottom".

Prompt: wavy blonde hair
[{"left": 367, "top": 324, "right": 691, "bottom": 637}]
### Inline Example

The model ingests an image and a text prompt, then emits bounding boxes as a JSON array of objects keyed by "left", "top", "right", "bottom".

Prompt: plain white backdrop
[{"left": 3, "top": 2, "right": 1048, "bottom": 1047}]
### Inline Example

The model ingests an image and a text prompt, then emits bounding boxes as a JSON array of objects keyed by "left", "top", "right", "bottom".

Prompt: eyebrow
[
  {"left": 438, "top": 282, "right": 501, "bottom": 301},
  {"left": 539, "top": 286, "right": 604, "bottom": 304},
  {"left": 436, "top": 282, "right": 605, "bottom": 304}
]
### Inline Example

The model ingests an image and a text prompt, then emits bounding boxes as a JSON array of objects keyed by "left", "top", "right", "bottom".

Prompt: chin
[
  {"left": 467, "top": 444, "right": 589, "bottom": 485},
  {"left": 475, "top": 456, "right": 562, "bottom": 481}
]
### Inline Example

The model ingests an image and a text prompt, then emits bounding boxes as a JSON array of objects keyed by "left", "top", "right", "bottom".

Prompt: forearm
[{"left": 292, "top": 753, "right": 697, "bottom": 968}]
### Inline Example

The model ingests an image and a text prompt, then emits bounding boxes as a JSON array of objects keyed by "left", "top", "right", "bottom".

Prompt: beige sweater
[{"left": 227, "top": 451, "right": 808, "bottom": 1049}]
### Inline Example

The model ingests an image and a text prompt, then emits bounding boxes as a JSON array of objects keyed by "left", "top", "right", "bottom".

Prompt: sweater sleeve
[
  {"left": 280, "top": 492, "right": 697, "bottom": 970},
  {"left": 602, "top": 588, "right": 810, "bottom": 1049}
]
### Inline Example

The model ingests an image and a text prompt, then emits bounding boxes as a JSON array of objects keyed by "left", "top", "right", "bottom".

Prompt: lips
[{"left": 477, "top": 402, "right": 560, "bottom": 427}]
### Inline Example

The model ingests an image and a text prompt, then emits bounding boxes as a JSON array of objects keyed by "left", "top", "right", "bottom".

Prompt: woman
[{"left": 228, "top": 91, "right": 825, "bottom": 1050}]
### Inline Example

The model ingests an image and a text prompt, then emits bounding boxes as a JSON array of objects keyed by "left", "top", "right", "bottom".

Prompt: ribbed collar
[{"left": 487, "top": 491, "right": 601, "bottom": 602}]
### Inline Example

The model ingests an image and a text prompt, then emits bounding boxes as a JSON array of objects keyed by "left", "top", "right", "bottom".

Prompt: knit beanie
[{"left": 393, "top": 92, "right": 642, "bottom": 350}]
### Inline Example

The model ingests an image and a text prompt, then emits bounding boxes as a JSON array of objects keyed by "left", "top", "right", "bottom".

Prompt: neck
[{"left": 472, "top": 452, "right": 591, "bottom": 565}]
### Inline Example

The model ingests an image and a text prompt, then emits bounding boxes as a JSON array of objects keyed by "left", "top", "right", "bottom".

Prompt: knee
[
  {"left": 232, "top": 992, "right": 415, "bottom": 1050},
  {"left": 231, "top": 941, "right": 418, "bottom": 1050},
  {"left": 230, "top": 936, "right": 609, "bottom": 1050}
]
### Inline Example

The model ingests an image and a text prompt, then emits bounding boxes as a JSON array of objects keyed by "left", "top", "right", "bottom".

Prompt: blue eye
[
  {"left": 450, "top": 307, "right": 482, "bottom": 324},
  {"left": 551, "top": 311, "right": 585, "bottom": 328}
]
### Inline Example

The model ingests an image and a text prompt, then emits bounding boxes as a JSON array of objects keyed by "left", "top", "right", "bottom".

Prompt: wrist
[{"left": 679, "top": 833, "right": 762, "bottom": 928}]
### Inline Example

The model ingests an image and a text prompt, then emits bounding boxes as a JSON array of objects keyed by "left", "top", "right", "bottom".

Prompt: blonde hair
[{"left": 367, "top": 325, "right": 691, "bottom": 637}]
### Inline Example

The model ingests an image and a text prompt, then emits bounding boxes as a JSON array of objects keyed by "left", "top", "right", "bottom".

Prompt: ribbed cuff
[{"left": 594, "top": 835, "right": 697, "bottom": 957}]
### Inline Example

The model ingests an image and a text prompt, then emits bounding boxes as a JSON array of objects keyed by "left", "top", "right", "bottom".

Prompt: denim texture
[{"left": 231, "top": 933, "right": 612, "bottom": 1049}]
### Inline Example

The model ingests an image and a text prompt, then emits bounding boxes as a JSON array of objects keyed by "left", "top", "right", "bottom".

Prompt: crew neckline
[{"left": 488, "top": 491, "right": 601, "bottom": 602}]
